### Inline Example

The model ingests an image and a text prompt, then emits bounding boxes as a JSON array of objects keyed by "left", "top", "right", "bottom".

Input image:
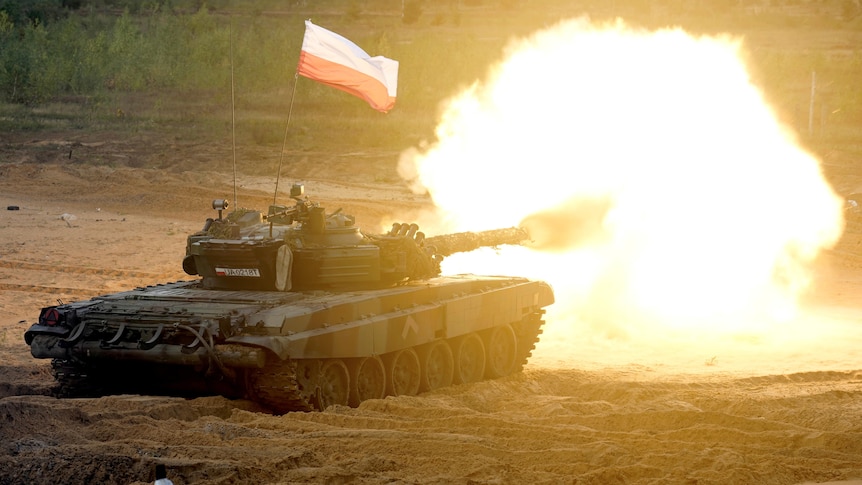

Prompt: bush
[{"left": 0, "top": 0, "right": 69, "bottom": 26}]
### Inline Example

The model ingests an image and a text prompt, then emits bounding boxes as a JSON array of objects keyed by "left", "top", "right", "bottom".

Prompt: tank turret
[{"left": 182, "top": 183, "right": 531, "bottom": 291}]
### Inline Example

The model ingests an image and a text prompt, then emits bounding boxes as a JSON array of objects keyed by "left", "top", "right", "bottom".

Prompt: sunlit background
[{"left": 397, "top": 17, "right": 855, "bottom": 375}]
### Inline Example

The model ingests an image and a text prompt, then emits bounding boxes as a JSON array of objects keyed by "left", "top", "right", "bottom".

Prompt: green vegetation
[
  {"left": 0, "top": 0, "right": 860, "bottom": 158},
  {"left": 0, "top": 6, "right": 286, "bottom": 104}
]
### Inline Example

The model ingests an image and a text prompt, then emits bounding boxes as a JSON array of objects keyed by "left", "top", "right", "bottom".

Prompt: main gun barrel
[{"left": 424, "top": 227, "right": 529, "bottom": 256}]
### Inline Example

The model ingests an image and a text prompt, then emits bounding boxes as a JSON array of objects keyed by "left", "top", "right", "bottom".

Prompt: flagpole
[{"left": 273, "top": 72, "right": 300, "bottom": 206}]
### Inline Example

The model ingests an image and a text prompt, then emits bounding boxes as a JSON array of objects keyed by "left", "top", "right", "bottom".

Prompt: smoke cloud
[{"left": 398, "top": 18, "right": 846, "bottom": 372}]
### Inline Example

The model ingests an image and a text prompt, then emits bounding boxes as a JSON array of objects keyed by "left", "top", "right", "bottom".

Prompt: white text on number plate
[{"left": 216, "top": 268, "right": 261, "bottom": 277}]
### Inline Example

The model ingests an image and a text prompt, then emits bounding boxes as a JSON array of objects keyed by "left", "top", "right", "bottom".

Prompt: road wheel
[
  {"left": 350, "top": 356, "right": 386, "bottom": 406},
  {"left": 419, "top": 340, "right": 454, "bottom": 392},
  {"left": 453, "top": 333, "right": 485, "bottom": 384},
  {"left": 318, "top": 359, "right": 350, "bottom": 409},
  {"left": 485, "top": 324, "right": 518, "bottom": 378},
  {"left": 386, "top": 348, "right": 421, "bottom": 397}
]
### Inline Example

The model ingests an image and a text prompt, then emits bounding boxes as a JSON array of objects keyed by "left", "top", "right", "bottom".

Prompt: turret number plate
[{"left": 216, "top": 267, "right": 261, "bottom": 277}]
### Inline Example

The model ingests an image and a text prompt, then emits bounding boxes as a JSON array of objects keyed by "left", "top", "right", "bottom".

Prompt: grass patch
[{"left": 0, "top": 0, "right": 860, "bottom": 183}]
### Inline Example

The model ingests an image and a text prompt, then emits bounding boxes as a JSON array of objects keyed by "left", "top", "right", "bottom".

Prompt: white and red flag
[{"left": 297, "top": 20, "right": 398, "bottom": 113}]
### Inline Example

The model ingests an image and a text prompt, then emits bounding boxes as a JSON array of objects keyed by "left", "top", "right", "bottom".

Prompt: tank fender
[
  {"left": 226, "top": 320, "right": 387, "bottom": 360},
  {"left": 238, "top": 302, "right": 444, "bottom": 361},
  {"left": 225, "top": 335, "right": 293, "bottom": 360},
  {"left": 237, "top": 280, "right": 554, "bottom": 361},
  {"left": 443, "top": 279, "right": 555, "bottom": 337}
]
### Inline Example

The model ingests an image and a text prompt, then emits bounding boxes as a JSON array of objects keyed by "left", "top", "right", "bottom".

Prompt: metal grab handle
[
  {"left": 138, "top": 324, "right": 164, "bottom": 350},
  {"left": 103, "top": 322, "right": 127, "bottom": 345},
  {"left": 59, "top": 322, "right": 87, "bottom": 348}
]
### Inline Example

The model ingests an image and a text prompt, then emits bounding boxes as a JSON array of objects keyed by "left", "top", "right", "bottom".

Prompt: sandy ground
[{"left": 1, "top": 134, "right": 862, "bottom": 485}]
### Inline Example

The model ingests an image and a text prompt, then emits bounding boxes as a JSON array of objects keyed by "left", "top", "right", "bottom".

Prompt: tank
[{"left": 24, "top": 184, "right": 555, "bottom": 413}]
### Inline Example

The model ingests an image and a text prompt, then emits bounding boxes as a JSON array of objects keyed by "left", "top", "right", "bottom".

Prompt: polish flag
[{"left": 297, "top": 20, "right": 398, "bottom": 113}]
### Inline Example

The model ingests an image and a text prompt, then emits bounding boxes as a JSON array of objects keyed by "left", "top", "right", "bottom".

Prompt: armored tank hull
[
  {"left": 26, "top": 275, "right": 552, "bottom": 412},
  {"left": 24, "top": 185, "right": 554, "bottom": 413}
]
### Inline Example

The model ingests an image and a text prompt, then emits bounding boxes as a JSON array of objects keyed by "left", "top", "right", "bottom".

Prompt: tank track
[
  {"left": 245, "top": 358, "right": 315, "bottom": 413},
  {"left": 51, "top": 359, "right": 105, "bottom": 398},
  {"left": 51, "top": 313, "right": 545, "bottom": 413},
  {"left": 512, "top": 313, "right": 546, "bottom": 372},
  {"left": 52, "top": 358, "right": 239, "bottom": 400}
]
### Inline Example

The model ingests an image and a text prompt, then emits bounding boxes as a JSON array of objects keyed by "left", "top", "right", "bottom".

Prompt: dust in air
[{"left": 397, "top": 17, "right": 854, "bottom": 374}]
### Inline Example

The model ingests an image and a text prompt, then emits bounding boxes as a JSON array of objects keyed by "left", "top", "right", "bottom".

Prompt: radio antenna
[
  {"left": 273, "top": 73, "right": 300, "bottom": 206},
  {"left": 230, "top": 17, "right": 238, "bottom": 210}
]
